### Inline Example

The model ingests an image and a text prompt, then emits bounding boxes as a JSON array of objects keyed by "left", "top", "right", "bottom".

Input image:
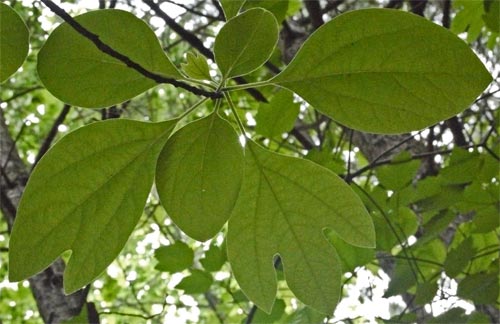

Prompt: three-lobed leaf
[
  {"left": 9, "top": 119, "right": 178, "bottom": 293},
  {"left": 227, "top": 141, "right": 375, "bottom": 314},
  {"left": 156, "top": 112, "right": 244, "bottom": 241},
  {"left": 0, "top": 3, "right": 29, "bottom": 83},
  {"left": 38, "top": 9, "right": 181, "bottom": 108},
  {"left": 272, "top": 8, "right": 492, "bottom": 133},
  {"left": 214, "top": 8, "right": 278, "bottom": 79}
]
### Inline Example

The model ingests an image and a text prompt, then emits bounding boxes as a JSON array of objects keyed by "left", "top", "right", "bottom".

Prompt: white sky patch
[
  {"left": 58, "top": 124, "right": 68, "bottom": 132},
  {"left": 245, "top": 112, "right": 256, "bottom": 126}
]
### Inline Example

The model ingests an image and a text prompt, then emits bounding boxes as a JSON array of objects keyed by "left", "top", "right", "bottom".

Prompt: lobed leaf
[
  {"left": 0, "top": 3, "right": 29, "bottom": 83},
  {"left": 9, "top": 119, "right": 178, "bottom": 293},
  {"left": 214, "top": 8, "right": 278, "bottom": 79},
  {"left": 156, "top": 112, "right": 244, "bottom": 241},
  {"left": 272, "top": 8, "right": 492, "bottom": 133},
  {"left": 38, "top": 9, "right": 181, "bottom": 108},
  {"left": 227, "top": 141, "right": 374, "bottom": 314}
]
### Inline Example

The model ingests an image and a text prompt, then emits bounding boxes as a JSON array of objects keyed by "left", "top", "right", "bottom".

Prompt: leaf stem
[
  {"left": 223, "top": 92, "right": 247, "bottom": 137},
  {"left": 222, "top": 80, "right": 273, "bottom": 92},
  {"left": 178, "top": 98, "right": 209, "bottom": 120}
]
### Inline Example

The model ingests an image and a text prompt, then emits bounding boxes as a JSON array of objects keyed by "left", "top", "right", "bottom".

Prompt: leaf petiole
[
  {"left": 222, "top": 80, "right": 273, "bottom": 92},
  {"left": 223, "top": 92, "right": 247, "bottom": 137}
]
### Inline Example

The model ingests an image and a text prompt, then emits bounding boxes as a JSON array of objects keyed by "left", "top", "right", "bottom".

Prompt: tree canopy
[{"left": 0, "top": 0, "right": 498, "bottom": 323}]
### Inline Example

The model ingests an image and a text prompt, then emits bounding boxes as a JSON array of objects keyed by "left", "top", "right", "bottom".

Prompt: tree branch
[{"left": 40, "top": 0, "right": 220, "bottom": 99}]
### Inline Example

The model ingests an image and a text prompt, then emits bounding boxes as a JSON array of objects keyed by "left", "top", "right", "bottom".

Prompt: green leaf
[
  {"left": 154, "top": 242, "right": 194, "bottom": 273},
  {"left": 200, "top": 245, "right": 226, "bottom": 272},
  {"left": 373, "top": 207, "right": 418, "bottom": 251},
  {"left": 281, "top": 307, "right": 325, "bottom": 324},
  {"left": 457, "top": 272, "right": 499, "bottom": 304},
  {"left": 9, "top": 119, "right": 178, "bottom": 293},
  {"left": 243, "top": 0, "right": 289, "bottom": 23},
  {"left": 483, "top": 0, "right": 500, "bottom": 32},
  {"left": 377, "top": 151, "right": 420, "bottom": 190},
  {"left": 38, "top": 9, "right": 181, "bottom": 108},
  {"left": 252, "top": 299, "right": 286, "bottom": 323},
  {"left": 385, "top": 239, "right": 446, "bottom": 297},
  {"left": 156, "top": 112, "right": 243, "bottom": 241},
  {"left": 219, "top": 0, "right": 246, "bottom": 20},
  {"left": 0, "top": 3, "right": 29, "bottom": 83},
  {"left": 175, "top": 269, "right": 213, "bottom": 294},
  {"left": 227, "top": 141, "right": 375, "bottom": 314},
  {"left": 214, "top": 8, "right": 278, "bottom": 79},
  {"left": 181, "top": 51, "right": 212, "bottom": 81},
  {"left": 272, "top": 9, "right": 492, "bottom": 133},
  {"left": 255, "top": 90, "right": 300, "bottom": 138},
  {"left": 327, "top": 230, "right": 374, "bottom": 273},
  {"left": 452, "top": 0, "right": 485, "bottom": 42},
  {"left": 444, "top": 237, "right": 475, "bottom": 278},
  {"left": 414, "top": 280, "right": 438, "bottom": 305}
]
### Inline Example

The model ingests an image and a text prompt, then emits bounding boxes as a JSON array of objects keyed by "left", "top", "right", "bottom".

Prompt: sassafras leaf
[
  {"left": 227, "top": 141, "right": 374, "bottom": 314},
  {"left": 9, "top": 119, "right": 178, "bottom": 293},
  {"left": 0, "top": 3, "right": 29, "bottom": 83},
  {"left": 38, "top": 9, "right": 182, "bottom": 108},
  {"left": 214, "top": 8, "right": 278, "bottom": 79},
  {"left": 156, "top": 112, "right": 244, "bottom": 241},
  {"left": 272, "top": 9, "right": 492, "bottom": 133}
]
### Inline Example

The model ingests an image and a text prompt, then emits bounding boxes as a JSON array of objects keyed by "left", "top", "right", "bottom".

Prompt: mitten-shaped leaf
[
  {"left": 0, "top": 3, "right": 29, "bottom": 83},
  {"left": 272, "top": 9, "right": 492, "bottom": 133},
  {"left": 214, "top": 8, "right": 278, "bottom": 79},
  {"left": 227, "top": 141, "right": 375, "bottom": 314},
  {"left": 38, "top": 9, "right": 182, "bottom": 108},
  {"left": 9, "top": 119, "right": 178, "bottom": 293},
  {"left": 156, "top": 112, "right": 244, "bottom": 241}
]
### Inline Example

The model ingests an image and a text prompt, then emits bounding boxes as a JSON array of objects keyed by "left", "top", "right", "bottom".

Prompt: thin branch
[{"left": 40, "top": 0, "right": 220, "bottom": 99}]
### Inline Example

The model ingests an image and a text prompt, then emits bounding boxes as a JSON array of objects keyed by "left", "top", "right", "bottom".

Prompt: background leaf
[
  {"left": 156, "top": 112, "right": 243, "bottom": 241},
  {"left": 38, "top": 9, "right": 181, "bottom": 108},
  {"left": 219, "top": 0, "right": 246, "bottom": 20},
  {"left": 0, "top": 3, "right": 29, "bottom": 83},
  {"left": 214, "top": 8, "right": 278, "bottom": 78},
  {"left": 154, "top": 242, "right": 194, "bottom": 273},
  {"left": 9, "top": 119, "right": 177, "bottom": 293},
  {"left": 227, "top": 141, "right": 374, "bottom": 314},
  {"left": 200, "top": 245, "right": 226, "bottom": 272},
  {"left": 175, "top": 269, "right": 213, "bottom": 294},
  {"left": 255, "top": 89, "right": 300, "bottom": 138},
  {"left": 272, "top": 8, "right": 492, "bottom": 133}
]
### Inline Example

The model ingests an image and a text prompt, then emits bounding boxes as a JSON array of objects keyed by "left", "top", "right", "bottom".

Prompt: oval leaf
[
  {"left": 175, "top": 269, "right": 213, "bottom": 294},
  {"left": 9, "top": 119, "right": 178, "bottom": 293},
  {"left": 156, "top": 112, "right": 244, "bottom": 241},
  {"left": 0, "top": 3, "right": 29, "bottom": 83},
  {"left": 154, "top": 242, "right": 194, "bottom": 273},
  {"left": 38, "top": 9, "right": 182, "bottom": 108},
  {"left": 214, "top": 8, "right": 278, "bottom": 79},
  {"left": 227, "top": 141, "right": 375, "bottom": 314},
  {"left": 272, "top": 8, "right": 492, "bottom": 133}
]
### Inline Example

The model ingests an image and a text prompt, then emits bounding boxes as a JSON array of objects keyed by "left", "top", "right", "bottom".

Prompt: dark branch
[{"left": 40, "top": 0, "right": 220, "bottom": 99}]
